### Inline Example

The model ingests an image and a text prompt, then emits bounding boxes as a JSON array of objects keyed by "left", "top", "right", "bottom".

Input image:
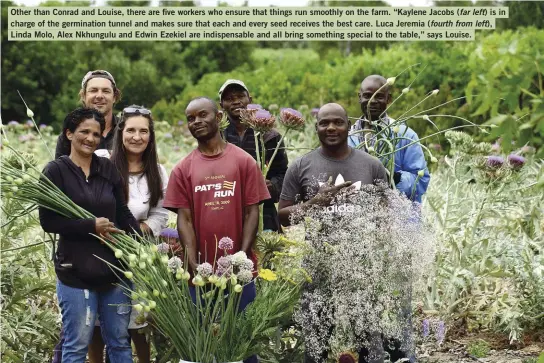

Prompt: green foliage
[{"left": 467, "top": 339, "right": 491, "bottom": 358}]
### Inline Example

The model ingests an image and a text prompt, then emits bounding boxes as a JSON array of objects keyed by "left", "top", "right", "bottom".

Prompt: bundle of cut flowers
[
  {"left": 0, "top": 145, "right": 300, "bottom": 363},
  {"left": 290, "top": 180, "right": 436, "bottom": 362}
]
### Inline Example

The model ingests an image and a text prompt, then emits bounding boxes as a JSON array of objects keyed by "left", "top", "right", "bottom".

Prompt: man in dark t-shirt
[
  {"left": 54, "top": 70, "right": 121, "bottom": 159},
  {"left": 219, "top": 79, "right": 288, "bottom": 232}
]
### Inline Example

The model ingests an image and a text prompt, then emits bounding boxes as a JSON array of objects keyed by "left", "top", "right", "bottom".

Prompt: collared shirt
[{"left": 348, "top": 115, "right": 430, "bottom": 203}]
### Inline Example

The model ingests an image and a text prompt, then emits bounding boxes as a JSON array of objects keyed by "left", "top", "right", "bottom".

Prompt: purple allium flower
[
  {"left": 436, "top": 320, "right": 446, "bottom": 344},
  {"left": 486, "top": 155, "right": 504, "bottom": 168},
  {"left": 177, "top": 120, "right": 184, "bottom": 126},
  {"left": 247, "top": 104, "right": 263, "bottom": 110},
  {"left": 163, "top": 133, "right": 173, "bottom": 139},
  {"left": 422, "top": 319, "right": 430, "bottom": 337},
  {"left": 236, "top": 269, "right": 253, "bottom": 284},
  {"left": 168, "top": 256, "right": 183, "bottom": 271},
  {"left": 491, "top": 143, "right": 500, "bottom": 152},
  {"left": 160, "top": 228, "right": 179, "bottom": 239},
  {"left": 280, "top": 107, "right": 305, "bottom": 130},
  {"left": 240, "top": 259, "right": 254, "bottom": 271},
  {"left": 196, "top": 262, "right": 213, "bottom": 278},
  {"left": 311, "top": 108, "right": 320, "bottom": 117},
  {"left": 218, "top": 236, "right": 234, "bottom": 250},
  {"left": 217, "top": 255, "right": 232, "bottom": 269},
  {"left": 157, "top": 242, "right": 170, "bottom": 254},
  {"left": 507, "top": 154, "right": 525, "bottom": 169},
  {"left": 216, "top": 263, "right": 231, "bottom": 278}
]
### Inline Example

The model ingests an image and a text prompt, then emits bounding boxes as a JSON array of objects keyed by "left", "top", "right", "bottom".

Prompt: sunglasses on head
[
  {"left": 123, "top": 107, "right": 152, "bottom": 115},
  {"left": 82, "top": 70, "right": 117, "bottom": 88}
]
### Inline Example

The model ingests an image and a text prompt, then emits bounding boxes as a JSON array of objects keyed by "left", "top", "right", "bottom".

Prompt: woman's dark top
[{"left": 39, "top": 154, "right": 141, "bottom": 290}]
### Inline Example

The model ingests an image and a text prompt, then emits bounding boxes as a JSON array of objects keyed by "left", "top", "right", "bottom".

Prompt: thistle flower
[
  {"left": 237, "top": 269, "right": 253, "bottom": 284},
  {"left": 157, "top": 242, "right": 169, "bottom": 254},
  {"left": 196, "top": 262, "right": 213, "bottom": 278},
  {"left": 486, "top": 155, "right": 504, "bottom": 168},
  {"left": 280, "top": 107, "right": 306, "bottom": 130},
  {"left": 168, "top": 256, "right": 182, "bottom": 272},
  {"left": 338, "top": 352, "right": 357, "bottom": 363},
  {"left": 422, "top": 319, "right": 430, "bottom": 337},
  {"left": 253, "top": 109, "right": 276, "bottom": 132},
  {"left": 507, "top": 154, "right": 525, "bottom": 170},
  {"left": 218, "top": 236, "right": 234, "bottom": 250}
]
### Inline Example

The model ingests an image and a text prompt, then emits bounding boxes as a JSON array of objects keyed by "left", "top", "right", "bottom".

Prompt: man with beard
[
  {"left": 219, "top": 79, "right": 288, "bottom": 232},
  {"left": 163, "top": 97, "right": 269, "bottom": 363},
  {"left": 55, "top": 70, "right": 122, "bottom": 159},
  {"left": 348, "top": 75, "right": 429, "bottom": 203}
]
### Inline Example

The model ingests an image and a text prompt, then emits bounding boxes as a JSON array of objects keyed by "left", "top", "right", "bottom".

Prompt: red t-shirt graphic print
[{"left": 164, "top": 143, "right": 270, "bottom": 266}]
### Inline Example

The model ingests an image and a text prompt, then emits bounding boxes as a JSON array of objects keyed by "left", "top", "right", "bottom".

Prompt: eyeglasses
[
  {"left": 123, "top": 107, "right": 152, "bottom": 116},
  {"left": 82, "top": 70, "right": 117, "bottom": 89}
]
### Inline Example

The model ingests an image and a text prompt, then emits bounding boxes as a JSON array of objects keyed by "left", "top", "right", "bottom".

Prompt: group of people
[{"left": 40, "top": 69, "right": 429, "bottom": 363}]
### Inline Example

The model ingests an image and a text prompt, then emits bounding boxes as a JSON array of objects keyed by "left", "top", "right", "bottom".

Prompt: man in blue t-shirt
[{"left": 348, "top": 75, "right": 430, "bottom": 203}]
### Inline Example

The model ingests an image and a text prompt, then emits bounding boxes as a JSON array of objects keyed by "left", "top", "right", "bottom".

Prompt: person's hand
[
  {"left": 311, "top": 176, "right": 354, "bottom": 206},
  {"left": 95, "top": 217, "right": 123, "bottom": 242},
  {"left": 265, "top": 179, "right": 274, "bottom": 191},
  {"left": 140, "top": 222, "right": 152, "bottom": 235}
]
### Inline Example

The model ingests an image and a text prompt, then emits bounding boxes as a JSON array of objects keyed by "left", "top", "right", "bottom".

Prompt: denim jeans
[
  {"left": 56, "top": 279, "right": 132, "bottom": 363},
  {"left": 189, "top": 281, "right": 258, "bottom": 363}
]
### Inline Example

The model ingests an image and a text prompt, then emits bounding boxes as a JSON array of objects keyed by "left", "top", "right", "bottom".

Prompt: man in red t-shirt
[{"left": 163, "top": 95, "right": 270, "bottom": 280}]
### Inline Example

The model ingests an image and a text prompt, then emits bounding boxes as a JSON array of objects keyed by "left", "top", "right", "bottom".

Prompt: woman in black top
[{"left": 39, "top": 108, "right": 140, "bottom": 363}]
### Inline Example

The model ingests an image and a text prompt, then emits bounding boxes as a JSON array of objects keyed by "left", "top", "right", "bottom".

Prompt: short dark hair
[
  {"left": 110, "top": 105, "right": 164, "bottom": 208},
  {"left": 187, "top": 96, "right": 219, "bottom": 114},
  {"left": 58, "top": 108, "right": 105, "bottom": 157}
]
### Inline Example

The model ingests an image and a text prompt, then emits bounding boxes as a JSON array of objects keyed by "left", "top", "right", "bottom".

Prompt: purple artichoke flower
[
  {"left": 160, "top": 228, "right": 179, "bottom": 239},
  {"left": 507, "top": 154, "right": 525, "bottom": 169},
  {"left": 247, "top": 104, "right": 263, "bottom": 110},
  {"left": 486, "top": 155, "right": 504, "bottom": 168},
  {"left": 280, "top": 108, "right": 305, "bottom": 130},
  {"left": 311, "top": 108, "right": 320, "bottom": 117}
]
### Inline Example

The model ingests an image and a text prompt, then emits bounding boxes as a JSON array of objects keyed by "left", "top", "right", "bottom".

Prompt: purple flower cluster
[
  {"left": 218, "top": 236, "right": 234, "bottom": 250},
  {"left": 160, "top": 228, "right": 179, "bottom": 239},
  {"left": 422, "top": 319, "right": 430, "bottom": 337},
  {"left": 247, "top": 104, "right": 263, "bottom": 110},
  {"left": 311, "top": 108, "right": 320, "bottom": 117},
  {"left": 436, "top": 320, "right": 446, "bottom": 344},
  {"left": 196, "top": 262, "right": 213, "bottom": 278},
  {"left": 157, "top": 242, "right": 170, "bottom": 254}
]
